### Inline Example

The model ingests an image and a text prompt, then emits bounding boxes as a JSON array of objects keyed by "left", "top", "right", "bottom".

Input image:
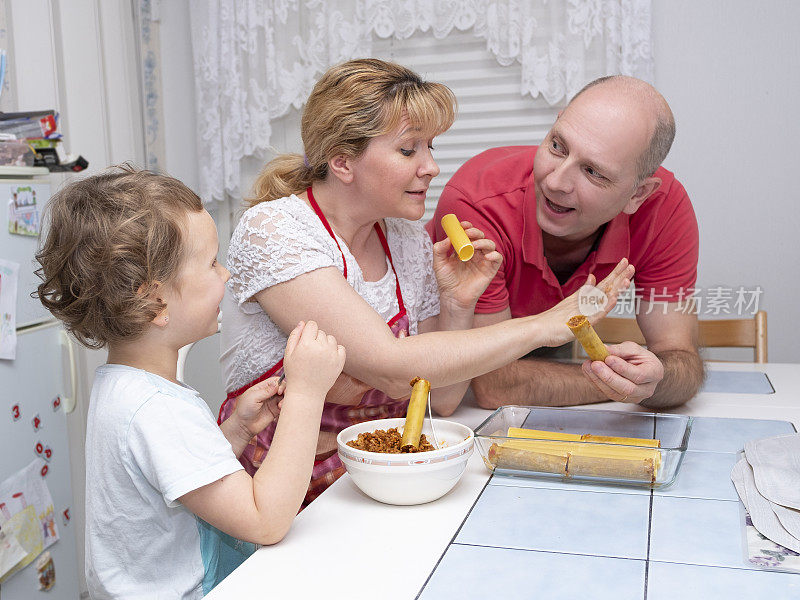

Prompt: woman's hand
[
  {"left": 324, "top": 372, "right": 371, "bottom": 406},
  {"left": 533, "top": 258, "right": 635, "bottom": 347},
  {"left": 230, "top": 376, "right": 286, "bottom": 439},
  {"left": 432, "top": 220, "right": 503, "bottom": 314}
]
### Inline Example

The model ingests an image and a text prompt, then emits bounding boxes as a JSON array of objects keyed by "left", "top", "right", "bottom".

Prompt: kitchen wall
[
  {"left": 652, "top": 0, "right": 800, "bottom": 363},
  {"left": 6, "top": 1, "right": 799, "bottom": 409},
  {"left": 157, "top": 0, "right": 800, "bottom": 363},
  {"left": 5, "top": 0, "right": 798, "bottom": 393}
]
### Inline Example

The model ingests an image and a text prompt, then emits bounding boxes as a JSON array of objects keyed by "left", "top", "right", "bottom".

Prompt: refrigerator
[{"left": 0, "top": 171, "right": 82, "bottom": 598}]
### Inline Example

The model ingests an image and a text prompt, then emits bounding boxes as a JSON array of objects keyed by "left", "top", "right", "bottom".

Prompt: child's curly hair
[{"left": 35, "top": 165, "right": 204, "bottom": 348}]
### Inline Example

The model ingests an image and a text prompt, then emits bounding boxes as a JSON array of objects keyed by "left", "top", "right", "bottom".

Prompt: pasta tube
[
  {"left": 581, "top": 434, "right": 661, "bottom": 448},
  {"left": 506, "top": 427, "right": 661, "bottom": 448},
  {"left": 488, "top": 439, "right": 661, "bottom": 482},
  {"left": 567, "top": 315, "right": 609, "bottom": 361},
  {"left": 441, "top": 213, "right": 474, "bottom": 261},
  {"left": 401, "top": 377, "right": 431, "bottom": 450}
]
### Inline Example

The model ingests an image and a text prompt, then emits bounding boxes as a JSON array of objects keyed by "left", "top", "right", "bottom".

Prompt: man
[{"left": 428, "top": 76, "right": 704, "bottom": 409}]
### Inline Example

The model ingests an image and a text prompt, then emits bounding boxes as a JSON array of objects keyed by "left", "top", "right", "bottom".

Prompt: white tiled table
[{"left": 206, "top": 362, "right": 800, "bottom": 599}]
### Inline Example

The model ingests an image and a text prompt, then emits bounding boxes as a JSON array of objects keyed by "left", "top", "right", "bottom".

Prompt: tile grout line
[
  {"left": 645, "top": 557, "right": 800, "bottom": 574},
  {"left": 489, "top": 478, "right": 741, "bottom": 503},
  {"left": 451, "top": 541, "right": 648, "bottom": 562},
  {"left": 414, "top": 473, "right": 494, "bottom": 600},
  {"left": 643, "top": 414, "right": 658, "bottom": 599},
  {"left": 442, "top": 541, "right": 796, "bottom": 577}
]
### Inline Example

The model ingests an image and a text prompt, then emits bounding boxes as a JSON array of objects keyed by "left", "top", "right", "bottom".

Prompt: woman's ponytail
[{"left": 247, "top": 154, "right": 317, "bottom": 207}]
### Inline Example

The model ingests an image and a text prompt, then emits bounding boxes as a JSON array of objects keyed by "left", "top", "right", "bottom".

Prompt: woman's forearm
[
  {"left": 367, "top": 315, "right": 549, "bottom": 398},
  {"left": 425, "top": 305, "right": 478, "bottom": 416}
]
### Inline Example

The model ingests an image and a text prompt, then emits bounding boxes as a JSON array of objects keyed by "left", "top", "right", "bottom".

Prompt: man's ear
[
  {"left": 623, "top": 176, "right": 661, "bottom": 215},
  {"left": 327, "top": 154, "right": 354, "bottom": 184}
]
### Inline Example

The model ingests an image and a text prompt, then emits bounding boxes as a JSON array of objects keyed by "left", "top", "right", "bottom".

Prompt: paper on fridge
[
  {"left": 744, "top": 433, "right": 800, "bottom": 510},
  {"left": 7, "top": 185, "right": 41, "bottom": 236},
  {"left": 0, "top": 258, "right": 18, "bottom": 360},
  {"left": 0, "top": 529, "right": 28, "bottom": 579},
  {"left": 731, "top": 457, "right": 800, "bottom": 553},
  {"left": 0, "top": 458, "right": 59, "bottom": 582}
]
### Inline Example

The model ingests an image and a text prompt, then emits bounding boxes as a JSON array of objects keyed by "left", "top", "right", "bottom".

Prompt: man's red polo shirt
[{"left": 426, "top": 146, "right": 699, "bottom": 316}]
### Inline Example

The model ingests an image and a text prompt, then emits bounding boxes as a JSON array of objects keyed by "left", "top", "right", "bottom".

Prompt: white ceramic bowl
[{"left": 337, "top": 417, "right": 474, "bottom": 505}]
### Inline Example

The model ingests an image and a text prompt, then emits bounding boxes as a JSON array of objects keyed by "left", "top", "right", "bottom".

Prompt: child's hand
[
  {"left": 282, "top": 321, "right": 346, "bottom": 400},
  {"left": 231, "top": 376, "right": 286, "bottom": 438},
  {"left": 534, "top": 258, "right": 635, "bottom": 347}
]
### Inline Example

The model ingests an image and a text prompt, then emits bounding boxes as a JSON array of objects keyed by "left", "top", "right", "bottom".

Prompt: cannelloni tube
[
  {"left": 441, "top": 213, "right": 474, "bottom": 261},
  {"left": 487, "top": 443, "right": 568, "bottom": 475},
  {"left": 567, "top": 314, "right": 609, "bottom": 361},
  {"left": 401, "top": 377, "right": 431, "bottom": 450}
]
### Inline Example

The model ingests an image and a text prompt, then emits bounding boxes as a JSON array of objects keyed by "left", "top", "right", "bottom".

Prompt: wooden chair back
[{"left": 572, "top": 311, "right": 768, "bottom": 363}]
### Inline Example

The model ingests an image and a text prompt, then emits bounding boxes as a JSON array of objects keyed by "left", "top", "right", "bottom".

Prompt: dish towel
[{"left": 731, "top": 433, "right": 800, "bottom": 554}]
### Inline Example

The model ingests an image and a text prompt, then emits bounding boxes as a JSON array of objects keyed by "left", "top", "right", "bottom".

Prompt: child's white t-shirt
[{"left": 85, "top": 364, "right": 244, "bottom": 599}]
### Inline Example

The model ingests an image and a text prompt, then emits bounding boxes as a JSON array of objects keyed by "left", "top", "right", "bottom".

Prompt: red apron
[{"left": 218, "top": 187, "right": 410, "bottom": 507}]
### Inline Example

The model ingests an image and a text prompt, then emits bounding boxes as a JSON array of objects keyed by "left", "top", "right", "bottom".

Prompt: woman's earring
[{"left": 162, "top": 315, "right": 169, "bottom": 325}]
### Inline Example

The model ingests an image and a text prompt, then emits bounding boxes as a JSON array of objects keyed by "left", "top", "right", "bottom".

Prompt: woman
[{"left": 219, "top": 58, "right": 633, "bottom": 505}]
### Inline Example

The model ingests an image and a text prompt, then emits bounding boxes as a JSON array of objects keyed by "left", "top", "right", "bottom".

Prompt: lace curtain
[{"left": 189, "top": 0, "right": 654, "bottom": 203}]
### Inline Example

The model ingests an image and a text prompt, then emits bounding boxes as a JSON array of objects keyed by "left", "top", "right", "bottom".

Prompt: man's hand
[{"left": 580, "top": 341, "right": 665, "bottom": 404}]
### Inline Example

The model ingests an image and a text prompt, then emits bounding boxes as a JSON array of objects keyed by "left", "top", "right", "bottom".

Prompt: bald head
[{"left": 568, "top": 76, "right": 675, "bottom": 182}]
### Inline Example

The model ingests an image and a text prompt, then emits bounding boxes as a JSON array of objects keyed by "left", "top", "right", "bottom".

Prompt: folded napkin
[
  {"left": 744, "top": 433, "right": 800, "bottom": 510},
  {"left": 731, "top": 457, "right": 800, "bottom": 553},
  {"left": 772, "top": 503, "right": 800, "bottom": 540}
]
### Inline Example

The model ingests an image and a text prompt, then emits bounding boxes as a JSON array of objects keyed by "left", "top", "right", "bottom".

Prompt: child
[{"left": 35, "top": 166, "right": 346, "bottom": 598}]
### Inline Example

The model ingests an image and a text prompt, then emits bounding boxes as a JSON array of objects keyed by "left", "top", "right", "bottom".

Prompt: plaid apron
[{"left": 218, "top": 187, "right": 410, "bottom": 507}]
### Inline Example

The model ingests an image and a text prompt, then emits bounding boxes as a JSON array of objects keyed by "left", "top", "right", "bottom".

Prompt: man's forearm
[
  {"left": 472, "top": 358, "right": 607, "bottom": 408},
  {"left": 640, "top": 349, "right": 705, "bottom": 409}
]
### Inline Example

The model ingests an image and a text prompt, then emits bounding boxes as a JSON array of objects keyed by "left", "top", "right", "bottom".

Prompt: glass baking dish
[{"left": 473, "top": 406, "right": 692, "bottom": 488}]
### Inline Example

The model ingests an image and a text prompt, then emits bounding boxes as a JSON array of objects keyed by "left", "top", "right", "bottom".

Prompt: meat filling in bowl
[{"left": 346, "top": 427, "right": 435, "bottom": 453}]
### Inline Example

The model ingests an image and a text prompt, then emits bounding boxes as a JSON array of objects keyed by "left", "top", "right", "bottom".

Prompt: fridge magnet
[
  {"left": 7, "top": 186, "right": 40, "bottom": 236},
  {"left": 34, "top": 441, "right": 44, "bottom": 458},
  {"left": 0, "top": 529, "right": 28, "bottom": 580},
  {"left": 52, "top": 396, "right": 61, "bottom": 412},
  {"left": 61, "top": 507, "right": 70, "bottom": 526},
  {"left": 43, "top": 446, "right": 52, "bottom": 462},
  {"left": 31, "top": 412, "right": 42, "bottom": 432},
  {"left": 40, "top": 464, "right": 48, "bottom": 477},
  {"left": 11, "top": 403, "right": 20, "bottom": 421},
  {"left": 35, "top": 550, "right": 55, "bottom": 590},
  {"left": 0, "top": 258, "right": 19, "bottom": 360}
]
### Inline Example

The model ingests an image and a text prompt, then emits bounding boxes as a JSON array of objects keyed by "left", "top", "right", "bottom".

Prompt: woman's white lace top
[{"left": 220, "top": 194, "right": 440, "bottom": 393}]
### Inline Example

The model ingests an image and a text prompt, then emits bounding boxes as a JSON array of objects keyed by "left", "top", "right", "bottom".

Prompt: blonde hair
[
  {"left": 35, "top": 165, "right": 204, "bottom": 349},
  {"left": 249, "top": 58, "right": 456, "bottom": 206}
]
